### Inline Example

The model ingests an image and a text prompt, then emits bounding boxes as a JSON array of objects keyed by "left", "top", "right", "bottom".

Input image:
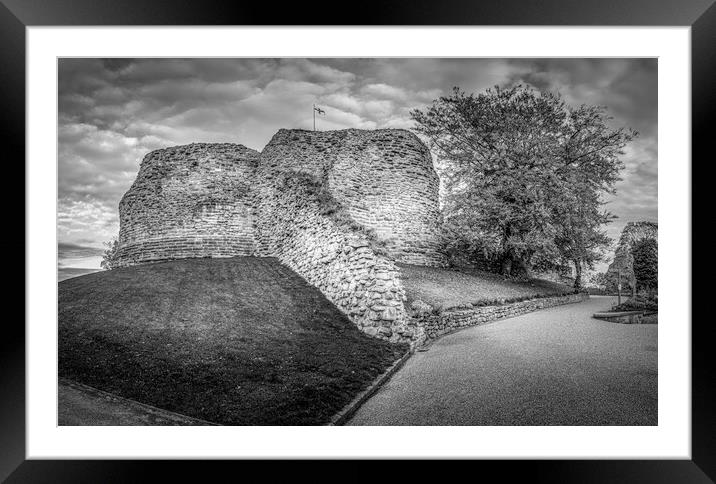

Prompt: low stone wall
[
  {"left": 413, "top": 293, "right": 588, "bottom": 340},
  {"left": 253, "top": 173, "right": 422, "bottom": 344}
]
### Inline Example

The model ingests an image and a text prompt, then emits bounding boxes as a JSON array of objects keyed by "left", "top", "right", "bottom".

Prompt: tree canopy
[
  {"left": 632, "top": 238, "right": 658, "bottom": 294},
  {"left": 100, "top": 237, "right": 120, "bottom": 270},
  {"left": 607, "top": 221, "right": 658, "bottom": 294},
  {"left": 411, "top": 85, "right": 636, "bottom": 284}
]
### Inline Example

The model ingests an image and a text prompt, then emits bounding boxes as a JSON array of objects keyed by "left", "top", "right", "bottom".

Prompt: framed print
[{"left": 5, "top": 0, "right": 712, "bottom": 481}]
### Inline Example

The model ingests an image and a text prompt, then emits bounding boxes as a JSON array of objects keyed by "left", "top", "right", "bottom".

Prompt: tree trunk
[
  {"left": 500, "top": 227, "right": 513, "bottom": 276},
  {"left": 511, "top": 257, "right": 531, "bottom": 279},
  {"left": 573, "top": 259, "right": 582, "bottom": 289},
  {"left": 500, "top": 254, "right": 513, "bottom": 276},
  {"left": 501, "top": 253, "right": 531, "bottom": 279}
]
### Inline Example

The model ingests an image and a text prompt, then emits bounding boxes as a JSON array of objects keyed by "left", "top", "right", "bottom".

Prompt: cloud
[
  {"left": 277, "top": 59, "right": 356, "bottom": 86},
  {"left": 58, "top": 242, "right": 104, "bottom": 258},
  {"left": 361, "top": 83, "right": 409, "bottom": 102},
  {"left": 58, "top": 197, "right": 119, "bottom": 255}
]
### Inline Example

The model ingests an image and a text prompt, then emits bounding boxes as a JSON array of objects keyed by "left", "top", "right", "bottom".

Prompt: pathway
[{"left": 347, "top": 296, "right": 657, "bottom": 426}]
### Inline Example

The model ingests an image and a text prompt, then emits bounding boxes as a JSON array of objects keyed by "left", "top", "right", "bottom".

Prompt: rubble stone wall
[
  {"left": 257, "top": 129, "right": 445, "bottom": 266},
  {"left": 253, "top": 173, "right": 421, "bottom": 344},
  {"left": 412, "top": 293, "right": 589, "bottom": 340},
  {"left": 114, "top": 143, "right": 260, "bottom": 266}
]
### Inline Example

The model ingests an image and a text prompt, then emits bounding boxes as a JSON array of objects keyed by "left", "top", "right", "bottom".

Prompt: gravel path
[{"left": 347, "top": 296, "right": 657, "bottom": 426}]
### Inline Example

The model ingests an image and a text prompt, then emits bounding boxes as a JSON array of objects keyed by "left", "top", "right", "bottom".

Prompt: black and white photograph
[{"left": 56, "top": 57, "right": 659, "bottom": 427}]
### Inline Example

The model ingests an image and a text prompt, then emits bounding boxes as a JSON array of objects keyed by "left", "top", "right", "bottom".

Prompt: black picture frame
[{"left": 4, "top": 0, "right": 711, "bottom": 481}]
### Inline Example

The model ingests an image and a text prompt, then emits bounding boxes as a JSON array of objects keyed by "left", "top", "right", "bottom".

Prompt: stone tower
[
  {"left": 114, "top": 143, "right": 260, "bottom": 266},
  {"left": 255, "top": 128, "right": 445, "bottom": 266}
]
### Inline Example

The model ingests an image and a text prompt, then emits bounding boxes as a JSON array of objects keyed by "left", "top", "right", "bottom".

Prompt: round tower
[
  {"left": 114, "top": 143, "right": 260, "bottom": 266},
  {"left": 257, "top": 128, "right": 445, "bottom": 266}
]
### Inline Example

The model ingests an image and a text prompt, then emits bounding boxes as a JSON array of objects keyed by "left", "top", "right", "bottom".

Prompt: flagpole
[{"left": 313, "top": 104, "right": 316, "bottom": 131}]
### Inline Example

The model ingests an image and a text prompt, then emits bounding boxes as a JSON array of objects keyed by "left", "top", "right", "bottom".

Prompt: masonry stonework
[
  {"left": 112, "top": 129, "right": 452, "bottom": 343},
  {"left": 253, "top": 173, "right": 421, "bottom": 343},
  {"left": 256, "top": 129, "right": 445, "bottom": 266},
  {"left": 412, "top": 293, "right": 588, "bottom": 340},
  {"left": 115, "top": 143, "right": 260, "bottom": 266},
  {"left": 250, "top": 128, "right": 450, "bottom": 342}
]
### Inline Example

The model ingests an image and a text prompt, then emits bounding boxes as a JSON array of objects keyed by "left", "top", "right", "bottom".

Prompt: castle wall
[
  {"left": 257, "top": 129, "right": 445, "bottom": 266},
  {"left": 112, "top": 129, "right": 446, "bottom": 343},
  {"left": 253, "top": 172, "right": 422, "bottom": 344},
  {"left": 114, "top": 143, "right": 260, "bottom": 266}
]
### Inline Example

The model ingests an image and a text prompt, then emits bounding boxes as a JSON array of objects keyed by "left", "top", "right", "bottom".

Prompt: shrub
[
  {"left": 612, "top": 295, "right": 658, "bottom": 312},
  {"left": 100, "top": 237, "right": 120, "bottom": 270}
]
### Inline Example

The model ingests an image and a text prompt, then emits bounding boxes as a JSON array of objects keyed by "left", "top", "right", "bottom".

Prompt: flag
[{"left": 314, "top": 106, "right": 326, "bottom": 115}]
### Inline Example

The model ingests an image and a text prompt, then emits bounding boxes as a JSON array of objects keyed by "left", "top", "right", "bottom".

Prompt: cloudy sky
[{"left": 58, "top": 58, "right": 657, "bottom": 274}]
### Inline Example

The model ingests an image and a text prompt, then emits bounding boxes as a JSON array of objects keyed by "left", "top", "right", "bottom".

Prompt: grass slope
[
  {"left": 58, "top": 267, "right": 101, "bottom": 282},
  {"left": 59, "top": 257, "right": 407, "bottom": 425},
  {"left": 398, "top": 263, "right": 573, "bottom": 310}
]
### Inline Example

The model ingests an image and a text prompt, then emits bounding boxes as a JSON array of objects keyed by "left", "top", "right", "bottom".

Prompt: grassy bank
[
  {"left": 59, "top": 257, "right": 407, "bottom": 425},
  {"left": 398, "top": 263, "right": 574, "bottom": 310}
]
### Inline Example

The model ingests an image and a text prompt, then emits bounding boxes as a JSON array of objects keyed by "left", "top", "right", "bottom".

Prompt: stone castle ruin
[
  {"left": 255, "top": 129, "right": 444, "bottom": 266},
  {"left": 116, "top": 143, "right": 261, "bottom": 263},
  {"left": 113, "top": 127, "right": 589, "bottom": 344},
  {"left": 114, "top": 129, "right": 446, "bottom": 343}
]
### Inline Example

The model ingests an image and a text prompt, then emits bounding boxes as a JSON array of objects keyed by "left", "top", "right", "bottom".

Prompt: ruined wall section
[
  {"left": 257, "top": 129, "right": 445, "bottom": 266},
  {"left": 114, "top": 143, "right": 260, "bottom": 266},
  {"left": 112, "top": 130, "right": 446, "bottom": 343},
  {"left": 253, "top": 171, "right": 421, "bottom": 344}
]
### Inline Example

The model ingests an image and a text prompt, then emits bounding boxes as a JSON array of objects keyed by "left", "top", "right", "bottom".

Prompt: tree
[
  {"left": 631, "top": 238, "right": 658, "bottom": 295},
  {"left": 589, "top": 272, "right": 606, "bottom": 290},
  {"left": 589, "top": 270, "right": 624, "bottom": 294},
  {"left": 100, "top": 237, "right": 120, "bottom": 270},
  {"left": 552, "top": 188, "right": 614, "bottom": 289},
  {"left": 551, "top": 103, "right": 632, "bottom": 287},
  {"left": 411, "top": 85, "right": 635, "bottom": 282}
]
